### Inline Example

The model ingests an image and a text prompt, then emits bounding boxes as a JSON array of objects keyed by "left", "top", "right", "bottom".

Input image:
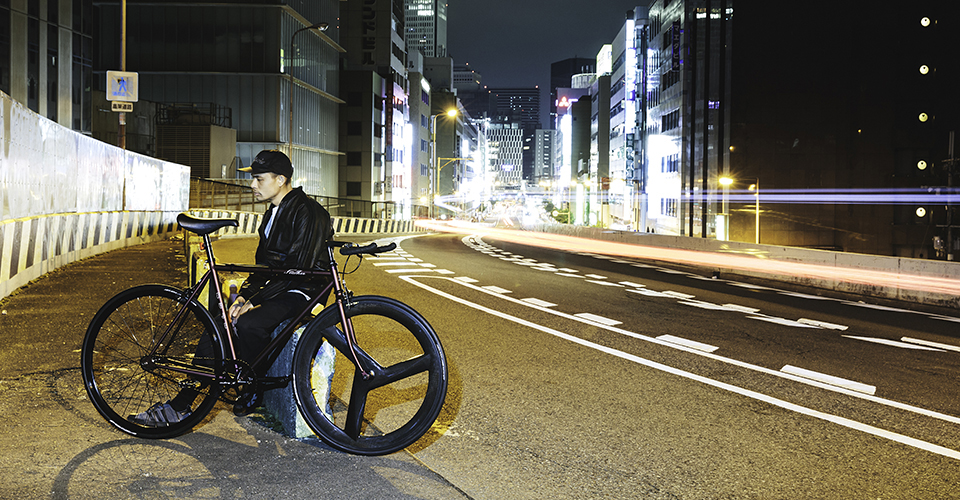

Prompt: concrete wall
[
  {"left": 0, "top": 91, "right": 189, "bottom": 301},
  {"left": 186, "top": 209, "right": 427, "bottom": 239},
  {"left": 529, "top": 223, "right": 960, "bottom": 309}
]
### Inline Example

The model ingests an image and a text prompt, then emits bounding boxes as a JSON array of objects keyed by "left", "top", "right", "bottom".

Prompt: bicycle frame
[{"left": 147, "top": 231, "right": 369, "bottom": 387}]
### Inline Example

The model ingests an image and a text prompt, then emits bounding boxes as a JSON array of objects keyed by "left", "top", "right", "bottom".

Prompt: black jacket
[{"left": 238, "top": 187, "right": 334, "bottom": 305}]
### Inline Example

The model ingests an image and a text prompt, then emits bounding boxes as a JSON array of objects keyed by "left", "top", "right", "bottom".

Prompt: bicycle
[{"left": 80, "top": 213, "right": 448, "bottom": 456}]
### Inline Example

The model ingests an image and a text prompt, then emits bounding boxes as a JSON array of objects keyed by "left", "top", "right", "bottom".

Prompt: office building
[
  {"left": 1, "top": 1, "right": 93, "bottom": 134},
  {"left": 550, "top": 58, "right": 595, "bottom": 125},
  {"left": 93, "top": 0, "right": 342, "bottom": 197},
  {"left": 534, "top": 129, "right": 558, "bottom": 184},
  {"left": 404, "top": 0, "right": 446, "bottom": 57},
  {"left": 341, "top": 0, "right": 410, "bottom": 217},
  {"left": 644, "top": 0, "right": 957, "bottom": 257}
]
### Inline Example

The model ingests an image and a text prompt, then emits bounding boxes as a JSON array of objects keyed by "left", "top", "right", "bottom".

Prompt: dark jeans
[{"left": 170, "top": 292, "right": 309, "bottom": 411}]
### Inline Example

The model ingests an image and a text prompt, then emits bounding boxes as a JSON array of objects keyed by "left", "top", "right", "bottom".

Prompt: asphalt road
[
  {"left": 0, "top": 236, "right": 468, "bottom": 500},
  {"left": 352, "top": 231, "right": 960, "bottom": 499},
  {"left": 4, "top": 230, "right": 960, "bottom": 499}
]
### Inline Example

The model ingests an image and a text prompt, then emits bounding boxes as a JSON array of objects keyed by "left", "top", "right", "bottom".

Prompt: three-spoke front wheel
[
  {"left": 80, "top": 285, "right": 224, "bottom": 439},
  {"left": 292, "top": 296, "right": 448, "bottom": 455}
]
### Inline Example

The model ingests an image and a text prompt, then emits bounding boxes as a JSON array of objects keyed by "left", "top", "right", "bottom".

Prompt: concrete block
[{"left": 263, "top": 320, "right": 335, "bottom": 439}]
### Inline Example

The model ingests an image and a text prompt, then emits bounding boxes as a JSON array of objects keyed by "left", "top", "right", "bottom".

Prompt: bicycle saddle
[{"left": 177, "top": 213, "right": 239, "bottom": 235}]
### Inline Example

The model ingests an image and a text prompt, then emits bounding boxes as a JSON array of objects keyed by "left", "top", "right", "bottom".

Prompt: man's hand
[{"left": 229, "top": 296, "right": 255, "bottom": 323}]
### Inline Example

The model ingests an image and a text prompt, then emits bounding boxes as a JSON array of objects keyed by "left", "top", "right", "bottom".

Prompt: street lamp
[
  {"left": 718, "top": 176, "right": 733, "bottom": 240},
  {"left": 748, "top": 180, "right": 760, "bottom": 244},
  {"left": 288, "top": 23, "right": 329, "bottom": 158},
  {"left": 431, "top": 108, "right": 458, "bottom": 218}
]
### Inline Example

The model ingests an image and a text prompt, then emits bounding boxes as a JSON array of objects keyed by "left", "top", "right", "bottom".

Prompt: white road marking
[
  {"left": 373, "top": 261, "right": 421, "bottom": 266},
  {"left": 627, "top": 288, "right": 672, "bottom": 298},
  {"left": 619, "top": 281, "right": 646, "bottom": 288},
  {"left": 662, "top": 291, "right": 696, "bottom": 299},
  {"left": 401, "top": 274, "right": 960, "bottom": 461},
  {"left": 435, "top": 269, "right": 455, "bottom": 275},
  {"left": 482, "top": 285, "right": 512, "bottom": 294},
  {"left": 555, "top": 273, "right": 585, "bottom": 278},
  {"left": 928, "top": 315, "right": 960, "bottom": 323},
  {"left": 455, "top": 277, "right": 479, "bottom": 283},
  {"left": 574, "top": 313, "right": 622, "bottom": 326},
  {"left": 781, "top": 365, "right": 876, "bottom": 395},
  {"left": 522, "top": 298, "right": 557, "bottom": 307},
  {"left": 678, "top": 300, "right": 729, "bottom": 311},
  {"left": 842, "top": 302, "right": 916, "bottom": 313},
  {"left": 901, "top": 337, "right": 960, "bottom": 352},
  {"left": 418, "top": 263, "right": 437, "bottom": 268},
  {"left": 797, "top": 318, "right": 849, "bottom": 330},
  {"left": 656, "top": 268, "right": 688, "bottom": 274},
  {"left": 720, "top": 304, "right": 761, "bottom": 314},
  {"left": 558, "top": 268, "right": 579, "bottom": 273},
  {"left": 585, "top": 274, "right": 607, "bottom": 279},
  {"left": 778, "top": 291, "right": 836, "bottom": 300},
  {"left": 586, "top": 280, "right": 624, "bottom": 287},
  {"left": 729, "top": 282, "right": 777, "bottom": 290},
  {"left": 386, "top": 268, "right": 435, "bottom": 273},
  {"left": 657, "top": 335, "right": 720, "bottom": 353},
  {"left": 843, "top": 336, "right": 945, "bottom": 351},
  {"left": 747, "top": 316, "right": 820, "bottom": 328}
]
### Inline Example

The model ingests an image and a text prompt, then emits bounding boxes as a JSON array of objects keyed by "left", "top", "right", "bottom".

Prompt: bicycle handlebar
[{"left": 336, "top": 241, "right": 397, "bottom": 256}]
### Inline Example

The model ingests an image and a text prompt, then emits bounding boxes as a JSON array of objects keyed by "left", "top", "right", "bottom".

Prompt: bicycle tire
[
  {"left": 292, "top": 296, "right": 448, "bottom": 455},
  {"left": 80, "top": 284, "right": 225, "bottom": 439}
]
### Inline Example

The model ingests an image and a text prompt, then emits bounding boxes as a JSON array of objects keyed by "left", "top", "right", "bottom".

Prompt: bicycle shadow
[
  {"left": 49, "top": 368, "right": 469, "bottom": 499},
  {"left": 50, "top": 418, "right": 466, "bottom": 499}
]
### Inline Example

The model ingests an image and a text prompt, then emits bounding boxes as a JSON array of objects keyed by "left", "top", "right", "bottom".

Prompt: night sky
[{"left": 446, "top": 1, "right": 648, "bottom": 91}]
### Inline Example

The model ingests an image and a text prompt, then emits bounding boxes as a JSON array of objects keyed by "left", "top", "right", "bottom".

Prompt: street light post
[
  {"left": 430, "top": 108, "right": 458, "bottom": 218},
  {"left": 718, "top": 176, "right": 732, "bottom": 240},
  {"left": 288, "top": 23, "right": 328, "bottom": 158},
  {"left": 748, "top": 180, "right": 760, "bottom": 244}
]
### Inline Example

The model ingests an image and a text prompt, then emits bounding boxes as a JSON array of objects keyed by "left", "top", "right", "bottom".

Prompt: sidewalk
[{"left": 0, "top": 235, "right": 468, "bottom": 499}]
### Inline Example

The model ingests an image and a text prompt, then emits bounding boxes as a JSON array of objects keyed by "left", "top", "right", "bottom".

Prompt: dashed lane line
[
  {"left": 399, "top": 274, "right": 960, "bottom": 462},
  {"left": 781, "top": 365, "right": 877, "bottom": 395}
]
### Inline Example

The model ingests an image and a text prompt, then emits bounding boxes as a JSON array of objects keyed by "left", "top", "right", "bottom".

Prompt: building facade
[
  {"left": 644, "top": 0, "right": 958, "bottom": 257},
  {"left": 94, "top": 0, "right": 343, "bottom": 197},
  {"left": 1, "top": 0, "right": 94, "bottom": 134},
  {"left": 404, "top": 0, "right": 446, "bottom": 57},
  {"left": 341, "top": 0, "right": 410, "bottom": 218}
]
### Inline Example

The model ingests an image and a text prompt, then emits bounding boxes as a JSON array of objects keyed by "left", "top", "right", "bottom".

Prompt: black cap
[{"left": 239, "top": 150, "right": 293, "bottom": 178}]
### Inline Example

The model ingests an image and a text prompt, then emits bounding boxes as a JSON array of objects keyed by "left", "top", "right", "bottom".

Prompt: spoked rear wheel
[
  {"left": 80, "top": 285, "right": 224, "bottom": 439},
  {"left": 292, "top": 296, "right": 448, "bottom": 455}
]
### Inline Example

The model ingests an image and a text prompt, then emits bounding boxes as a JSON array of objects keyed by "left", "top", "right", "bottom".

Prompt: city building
[
  {"left": 1, "top": 1, "right": 94, "bottom": 134},
  {"left": 408, "top": 52, "right": 433, "bottom": 217},
  {"left": 404, "top": 0, "right": 447, "bottom": 57},
  {"left": 486, "top": 122, "right": 523, "bottom": 189},
  {"left": 534, "top": 129, "right": 558, "bottom": 185},
  {"left": 550, "top": 57, "right": 595, "bottom": 127},
  {"left": 644, "top": 0, "right": 957, "bottom": 257},
  {"left": 486, "top": 87, "right": 541, "bottom": 182},
  {"left": 341, "top": 0, "right": 410, "bottom": 218},
  {"left": 93, "top": 0, "right": 343, "bottom": 197}
]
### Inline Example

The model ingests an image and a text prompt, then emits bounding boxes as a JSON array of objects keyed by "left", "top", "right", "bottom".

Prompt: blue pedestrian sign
[{"left": 106, "top": 71, "right": 139, "bottom": 102}]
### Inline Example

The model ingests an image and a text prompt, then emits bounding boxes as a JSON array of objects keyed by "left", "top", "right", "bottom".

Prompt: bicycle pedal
[
  {"left": 178, "top": 379, "right": 203, "bottom": 389},
  {"left": 233, "top": 391, "right": 262, "bottom": 416}
]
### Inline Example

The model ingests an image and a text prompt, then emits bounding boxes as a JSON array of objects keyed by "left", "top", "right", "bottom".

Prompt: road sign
[
  {"left": 111, "top": 101, "right": 133, "bottom": 112},
  {"left": 106, "top": 71, "right": 139, "bottom": 102}
]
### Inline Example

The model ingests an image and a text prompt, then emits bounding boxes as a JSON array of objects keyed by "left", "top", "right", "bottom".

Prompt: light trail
[
  {"left": 479, "top": 187, "right": 960, "bottom": 205},
  {"left": 414, "top": 220, "right": 960, "bottom": 296}
]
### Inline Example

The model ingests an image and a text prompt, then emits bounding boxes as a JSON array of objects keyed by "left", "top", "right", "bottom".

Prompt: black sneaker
[{"left": 129, "top": 401, "right": 191, "bottom": 427}]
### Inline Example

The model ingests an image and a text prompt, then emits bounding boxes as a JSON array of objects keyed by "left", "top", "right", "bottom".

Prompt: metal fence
[{"left": 190, "top": 178, "right": 428, "bottom": 219}]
